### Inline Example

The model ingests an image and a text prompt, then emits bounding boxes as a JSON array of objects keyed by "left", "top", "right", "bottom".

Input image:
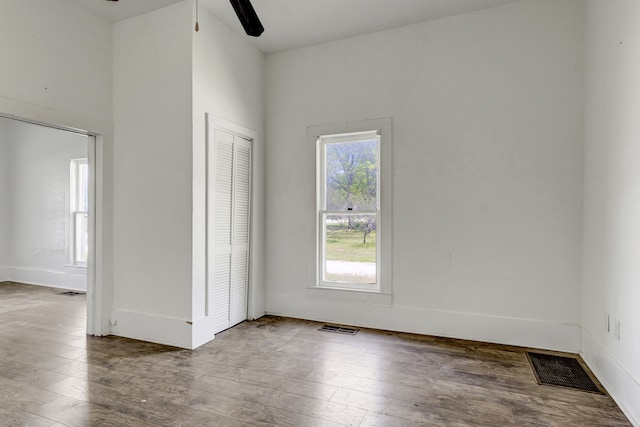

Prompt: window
[
  {"left": 316, "top": 119, "right": 391, "bottom": 294},
  {"left": 70, "top": 159, "right": 88, "bottom": 265}
]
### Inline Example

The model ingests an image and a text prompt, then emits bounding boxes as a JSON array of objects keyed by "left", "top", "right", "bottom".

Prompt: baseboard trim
[
  {"left": 266, "top": 292, "right": 581, "bottom": 353},
  {"left": 3, "top": 266, "right": 87, "bottom": 291},
  {"left": 192, "top": 315, "right": 216, "bottom": 349},
  {"left": 110, "top": 309, "right": 193, "bottom": 349},
  {"left": 581, "top": 329, "right": 640, "bottom": 427},
  {"left": 0, "top": 266, "right": 10, "bottom": 282}
]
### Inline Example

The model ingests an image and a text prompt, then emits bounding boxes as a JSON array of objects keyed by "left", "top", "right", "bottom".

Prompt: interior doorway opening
[{"left": 0, "top": 114, "right": 98, "bottom": 335}]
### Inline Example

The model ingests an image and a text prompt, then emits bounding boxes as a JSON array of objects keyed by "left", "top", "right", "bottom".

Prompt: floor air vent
[
  {"left": 319, "top": 325, "right": 359, "bottom": 335},
  {"left": 526, "top": 352, "right": 603, "bottom": 394},
  {"left": 60, "top": 291, "right": 84, "bottom": 296}
]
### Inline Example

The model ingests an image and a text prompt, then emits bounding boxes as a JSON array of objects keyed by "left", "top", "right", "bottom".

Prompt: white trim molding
[
  {"left": 267, "top": 291, "right": 581, "bottom": 353},
  {"left": 309, "top": 117, "right": 393, "bottom": 304},
  {"left": 0, "top": 266, "right": 10, "bottom": 283},
  {"left": 2, "top": 266, "right": 87, "bottom": 292},
  {"left": 581, "top": 329, "right": 640, "bottom": 427},
  {"left": 110, "top": 309, "right": 193, "bottom": 350},
  {"left": 192, "top": 315, "right": 217, "bottom": 349}
]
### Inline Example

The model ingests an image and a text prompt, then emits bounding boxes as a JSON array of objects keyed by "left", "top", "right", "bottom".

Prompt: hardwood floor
[{"left": 0, "top": 281, "right": 631, "bottom": 426}]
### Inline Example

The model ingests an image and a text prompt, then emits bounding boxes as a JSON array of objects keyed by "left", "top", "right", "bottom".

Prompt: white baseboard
[
  {"left": 2, "top": 266, "right": 87, "bottom": 291},
  {"left": 110, "top": 309, "right": 193, "bottom": 349},
  {"left": 0, "top": 266, "right": 10, "bottom": 282},
  {"left": 581, "top": 330, "right": 640, "bottom": 427},
  {"left": 192, "top": 315, "right": 216, "bottom": 349},
  {"left": 266, "top": 292, "right": 581, "bottom": 353}
]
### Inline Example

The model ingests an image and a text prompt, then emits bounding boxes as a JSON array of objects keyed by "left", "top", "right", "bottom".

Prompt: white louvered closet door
[
  {"left": 209, "top": 128, "right": 252, "bottom": 335},
  {"left": 230, "top": 137, "right": 251, "bottom": 327}
]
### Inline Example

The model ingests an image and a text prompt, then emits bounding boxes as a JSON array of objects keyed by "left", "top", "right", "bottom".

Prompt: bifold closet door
[
  {"left": 230, "top": 136, "right": 251, "bottom": 327},
  {"left": 209, "top": 128, "right": 252, "bottom": 335}
]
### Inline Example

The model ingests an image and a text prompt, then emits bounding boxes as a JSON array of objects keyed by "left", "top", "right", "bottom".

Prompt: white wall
[
  {"left": 582, "top": 1, "right": 640, "bottom": 424},
  {"left": 191, "top": 5, "right": 265, "bottom": 347},
  {"left": 0, "top": 124, "right": 11, "bottom": 279},
  {"left": 112, "top": 1, "right": 194, "bottom": 348},
  {"left": 264, "top": 0, "right": 585, "bottom": 352},
  {"left": 0, "top": 0, "right": 112, "bottom": 122},
  {"left": 0, "top": 118, "right": 88, "bottom": 290},
  {"left": 0, "top": 0, "right": 113, "bottom": 335},
  {"left": 112, "top": 1, "right": 264, "bottom": 349}
]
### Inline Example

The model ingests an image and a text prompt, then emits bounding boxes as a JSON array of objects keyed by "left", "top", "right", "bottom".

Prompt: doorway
[{"left": 0, "top": 114, "right": 98, "bottom": 335}]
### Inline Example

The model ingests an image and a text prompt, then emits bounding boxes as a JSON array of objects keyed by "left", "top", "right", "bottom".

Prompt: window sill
[{"left": 306, "top": 286, "right": 392, "bottom": 306}]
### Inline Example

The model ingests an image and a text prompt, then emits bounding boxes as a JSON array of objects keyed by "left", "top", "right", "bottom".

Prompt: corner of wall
[
  {"left": 192, "top": 315, "right": 216, "bottom": 349},
  {"left": 581, "top": 329, "right": 640, "bottom": 426},
  {"left": 110, "top": 309, "right": 193, "bottom": 349},
  {"left": 581, "top": 2, "right": 640, "bottom": 425}
]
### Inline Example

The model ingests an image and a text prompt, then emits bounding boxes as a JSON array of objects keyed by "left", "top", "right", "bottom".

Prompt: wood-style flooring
[{"left": 0, "top": 281, "right": 631, "bottom": 426}]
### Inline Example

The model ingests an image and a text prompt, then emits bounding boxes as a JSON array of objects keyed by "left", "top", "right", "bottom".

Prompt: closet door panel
[
  {"left": 230, "top": 137, "right": 251, "bottom": 326},
  {"left": 209, "top": 129, "right": 234, "bottom": 333}
]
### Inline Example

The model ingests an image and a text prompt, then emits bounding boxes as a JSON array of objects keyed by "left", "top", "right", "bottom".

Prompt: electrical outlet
[
  {"left": 605, "top": 314, "right": 610, "bottom": 332},
  {"left": 614, "top": 318, "right": 621, "bottom": 340}
]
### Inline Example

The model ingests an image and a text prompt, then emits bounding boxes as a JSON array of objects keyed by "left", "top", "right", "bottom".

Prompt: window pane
[
  {"left": 324, "top": 214, "right": 376, "bottom": 285},
  {"left": 325, "top": 139, "right": 377, "bottom": 211},
  {"left": 74, "top": 212, "right": 89, "bottom": 264},
  {"left": 78, "top": 163, "right": 89, "bottom": 212}
]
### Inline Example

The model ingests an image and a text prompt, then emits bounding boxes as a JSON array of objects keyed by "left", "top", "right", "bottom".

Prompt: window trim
[
  {"left": 310, "top": 118, "right": 392, "bottom": 300},
  {"left": 317, "top": 131, "right": 380, "bottom": 290},
  {"left": 70, "top": 158, "right": 88, "bottom": 267}
]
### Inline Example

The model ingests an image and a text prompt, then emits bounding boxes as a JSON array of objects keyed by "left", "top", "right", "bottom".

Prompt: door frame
[{"left": 0, "top": 111, "right": 106, "bottom": 336}]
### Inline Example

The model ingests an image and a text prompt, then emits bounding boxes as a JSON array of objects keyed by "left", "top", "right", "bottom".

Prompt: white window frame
[
  {"left": 311, "top": 118, "right": 393, "bottom": 300},
  {"left": 318, "top": 131, "right": 380, "bottom": 291},
  {"left": 70, "top": 158, "right": 88, "bottom": 267}
]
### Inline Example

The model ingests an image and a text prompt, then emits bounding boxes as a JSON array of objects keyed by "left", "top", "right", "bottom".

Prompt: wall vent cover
[
  {"left": 526, "top": 352, "right": 604, "bottom": 394},
  {"left": 59, "top": 291, "right": 84, "bottom": 296},
  {"left": 319, "top": 325, "right": 359, "bottom": 335}
]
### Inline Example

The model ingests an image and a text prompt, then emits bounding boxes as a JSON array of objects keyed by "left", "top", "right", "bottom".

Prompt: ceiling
[
  {"left": 68, "top": 0, "right": 520, "bottom": 53},
  {"left": 66, "top": 0, "right": 185, "bottom": 23}
]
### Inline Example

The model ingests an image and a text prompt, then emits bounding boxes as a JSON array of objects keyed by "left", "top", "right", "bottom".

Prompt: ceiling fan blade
[{"left": 229, "top": 0, "right": 264, "bottom": 37}]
